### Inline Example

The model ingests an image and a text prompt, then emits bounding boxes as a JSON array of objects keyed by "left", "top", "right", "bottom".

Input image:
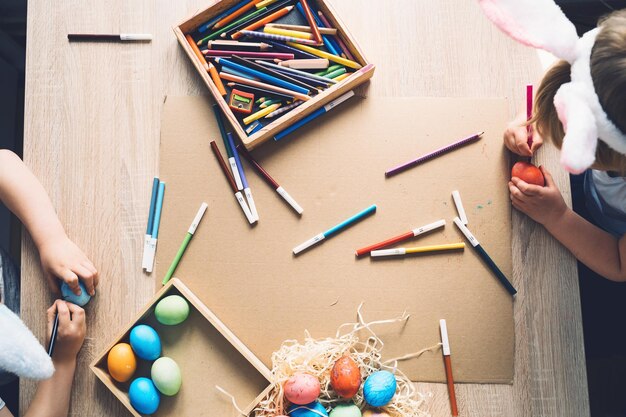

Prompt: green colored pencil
[
  {"left": 325, "top": 67, "right": 347, "bottom": 79},
  {"left": 315, "top": 64, "right": 343, "bottom": 76},
  {"left": 162, "top": 202, "right": 208, "bottom": 285}
]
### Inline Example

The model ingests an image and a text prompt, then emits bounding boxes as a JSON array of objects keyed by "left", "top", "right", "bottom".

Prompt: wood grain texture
[{"left": 20, "top": 0, "right": 589, "bottom": 416}]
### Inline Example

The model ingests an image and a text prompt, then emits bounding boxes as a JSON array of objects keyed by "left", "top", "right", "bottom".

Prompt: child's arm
[
  {"left": 510, "top": 166, "right": 626, "bottom": 282},
  {"left": 503, "top": 108, "right": 544, "bottom": 157},
  {"left": 23, "top": 301, "right": 86, "bottom": 417},
  {"left": 0, "top": 150, "right": 98, "bottom": 296}
]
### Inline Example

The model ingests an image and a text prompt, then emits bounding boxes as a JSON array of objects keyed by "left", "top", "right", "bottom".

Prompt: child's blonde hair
[{"left": 533, "top": 10, "right": 626, "bottom": 175}]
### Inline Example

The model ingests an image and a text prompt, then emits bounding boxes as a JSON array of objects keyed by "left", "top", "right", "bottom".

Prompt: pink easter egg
[{"left": 284, "top": 373, "right": 321, "bottom": 405}]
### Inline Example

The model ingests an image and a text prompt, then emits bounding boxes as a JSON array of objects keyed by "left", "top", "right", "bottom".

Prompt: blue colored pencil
[
  {"left": 197, "top": 0, "right": 254, "bottom": 33},
  {"left": 142, "top": 177, "right": 160, "bottom": 270},
  {"left": 216, "top": 58, "right": 310, "bottom": 95},
  {"left": 227, "top": 133, "right": 258, "bottom": 221},
  {"left": 293, "top": 204, "right": 377, "bottom": 254},
  {"left": 275, "top": 91, "right": 355, "bottom": 141}
]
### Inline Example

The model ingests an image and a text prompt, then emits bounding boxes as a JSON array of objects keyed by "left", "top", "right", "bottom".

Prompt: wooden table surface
[{"left": 20, "top": 0, "right": 590, "bottom": 416}]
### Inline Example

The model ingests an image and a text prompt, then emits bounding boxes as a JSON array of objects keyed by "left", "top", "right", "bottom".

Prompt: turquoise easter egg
[
  {"left": 60, "top": 281, "right": 92, "bottom": 307},
  {"left": 363, "top": 371, "right": 396, "bottom": 407},
  {"left": 130, "top": 325, "right": 161, "bottom": 360},
  {"left": 151, "top": 357, "right": 182, "bottom": 396},
  {"left": 129, "top": 377, "right": 160, "bottom": 414},
  {"left": 155, "top": 295, "right": 190, "bottom": 325},
  {"left": 329, "top": 403, "right": 362, "bottom": 417},
  {"left": 288, "top": 401, "right": 329, "bottom": 417}
]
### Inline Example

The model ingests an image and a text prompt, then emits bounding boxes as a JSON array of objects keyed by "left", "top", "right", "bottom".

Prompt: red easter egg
[
  {"left": 511, "top": 162, "right": 545, "bottom": 186},
  {"left": 330, "top": 356, "right": 361, "bottom": 399}
]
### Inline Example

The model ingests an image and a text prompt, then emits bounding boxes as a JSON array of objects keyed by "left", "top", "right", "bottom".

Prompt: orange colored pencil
[
  {"left": 299, "top": 0, "right": 323, "bottom": 45},
  {"left": 186, "top": 34, "right": 226, "bottom": 96},
  {"left": 219, "top": 72, "right": 311, "bottom": 102},
  {"left": 232, "top": 5, "right": 293, "bottom": 40},
  {"left": 213, "top": 0, "right": 264, "bottom": 29}
]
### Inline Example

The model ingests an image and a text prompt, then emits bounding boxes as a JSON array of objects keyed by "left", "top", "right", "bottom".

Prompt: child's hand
[
  {"left": 46, "top": 300, "right": 87, "bottom": 364},
  {"left": 39, "top": 236, "right": 99, "bottom": 296},
  {"left": 509, "top": 166, "right": 567, "bottom": 225},
  {"left": 503, "top": 111, "right": 543, "bottom": 156}
]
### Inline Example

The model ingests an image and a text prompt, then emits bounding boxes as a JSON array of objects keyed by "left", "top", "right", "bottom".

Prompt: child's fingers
[
  {"left": 66, "top": 302, "right": 86, "bottom": 324},
  {"left": 539, "top": 166, "right": 556, "bottom": 188},
  {"left": 60, "top": 269, "right": 82, "bottom": 295},
  {"left": 511, "top": 177, "right": 540, "bottom": 196},
  {"left": 56, "top": 300, "right": 71, "bottom": 325},
  {"left": 82, "top": 261, "right": 99, "bottom": 288},
  {"left": 508, "top": 182, "right": 527, "bottom": 201},
  {"left": 74, "top": 265, "right": 96, "bottom": 296}
]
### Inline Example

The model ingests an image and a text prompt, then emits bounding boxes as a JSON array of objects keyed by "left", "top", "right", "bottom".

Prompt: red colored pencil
[
  {"left": 526, "top": 84, "right": 533, "bottom": 149},
  {"left": 299, "top": 0, "right": 323, "bottom": 45},
  {"left": 203, "top": 49, "right": 294, "bottom": 60},
  {"left": 440, "top": 319, "right": 459, "bottom": 416},
  {"left": 355, "top": 219, "right": 445, "bottom": 257}
]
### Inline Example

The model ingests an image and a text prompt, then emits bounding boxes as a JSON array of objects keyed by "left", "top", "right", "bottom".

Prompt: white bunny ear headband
[{"left": 479, "top": 0, "right": 626, "bottom": 174}]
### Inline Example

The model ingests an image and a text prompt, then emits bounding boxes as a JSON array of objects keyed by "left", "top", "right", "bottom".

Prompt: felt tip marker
[
  {"left": 212, "top": 104, "right": 244, "bottom": 190},
  {"left": 275, "top": 91, "right": 355, "bottom": 141},
  {"left": 142, "top": 177, "right": 159, "bottom": 270},
  {"left": 452, "top": 190, "right": 468, "bottom": 225},
  {"left": 355, "top": 219, "right": 446, "bottom": 257},
  {"left": 227, "top": 133, "right": 258, "bottom": 221},
  {"left": 371, "top": 242, "right": 465, "bottom": 258},
  {"left": 453, "top": 217, "right": 517, "bottom": 295},
  {"left": 293, "top": 204, "right": 376, "bottom": 255},
  {"left": 145, "top": 181, "right": 165, "bottom": 273},
  {"left": 440, "top": 319, "right": 459, "bottom": 416}
]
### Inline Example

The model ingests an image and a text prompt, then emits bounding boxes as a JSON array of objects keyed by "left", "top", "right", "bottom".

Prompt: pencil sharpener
[{"left": 228, "top": 89, "right": 255, "bottom": 114}]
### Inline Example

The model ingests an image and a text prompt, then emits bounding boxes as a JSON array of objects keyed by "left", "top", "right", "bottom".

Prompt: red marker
[
  {"left": 440, "top": 319, "right": 459, "bottom": 416},
  {"left": 355, "top": 219, "right": 445, "bottom": 257},
  {"left": 527, "top": 84, "right": 533, "bottom": 149}
]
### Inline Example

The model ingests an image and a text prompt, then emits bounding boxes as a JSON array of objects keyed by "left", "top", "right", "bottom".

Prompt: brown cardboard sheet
[{"left": 157, "top": 95, "right": 513, "bottom": 383}]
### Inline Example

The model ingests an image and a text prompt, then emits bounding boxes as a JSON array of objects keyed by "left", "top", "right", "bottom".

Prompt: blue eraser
[{"left": 60, "top": 281, "right": 92, "bottom": 307}]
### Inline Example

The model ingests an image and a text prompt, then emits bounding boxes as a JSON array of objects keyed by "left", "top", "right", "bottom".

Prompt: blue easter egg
[
  {"left": 288, "top": 401, "right": 329, "bottom": 417},
  {"left": 60, "top": 281, "right": 92, "bottom": 307},
  {"left": 129, "top": 377, "right": 160, "bottom": 414},
  {"left": 129, "top": 325, "right": 161, "bottom": 360},
  {"left": 363, "top": 371, "right": 397, "bottom": 407}
]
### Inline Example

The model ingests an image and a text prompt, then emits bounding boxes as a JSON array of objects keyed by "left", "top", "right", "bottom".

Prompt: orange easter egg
[
  {"left": 107, "top": 343, "right": 137, "bottom": 382},
  {"left": 330, "top": 356, "right": 361, "bottom": 399}
]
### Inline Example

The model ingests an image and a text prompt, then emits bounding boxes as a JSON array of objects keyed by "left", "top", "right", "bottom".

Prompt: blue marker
[
  {"left": 293, "top": 204, "right": 377, "bottom": 255},
  {"left": 142, "top": 177, "right": 160, "bottom": 270},
  {"left": 145, "top": 181, "right": 165, "bottom": 272},
  {"left": 197, "top": 0, "right": 254, "bottom": 33},
  {"left": 215, "top": 58, "right": 310, "bottom": 95},
  {"left": 227, "top": 133, "right": 258, "bottom": 221},
  {"left": 275, "top": 91, "right": 355, "bottom": 141},
  {"left": 295, "top": 2, "right": 341, "bottom": 56}
]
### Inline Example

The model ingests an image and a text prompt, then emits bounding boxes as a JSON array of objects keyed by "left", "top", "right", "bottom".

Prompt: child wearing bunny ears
[{"left": 479, "top": 3, "right": 626, "bottom": 283}]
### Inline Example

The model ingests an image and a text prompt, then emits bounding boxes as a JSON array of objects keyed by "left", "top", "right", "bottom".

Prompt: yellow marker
[
  {"left": 333, "top": 73, "right": 350, "bottom": 82},
  {"left": 264, "top": 26, "right": 313, "bottom": 40},
  {"left": 286, "top": 42, "right": 362, "bottom": 69},
  {"left": 243, "top": 103, "right": 281, "bottom": 125},
  {"left": 256, "top": 0, "right": 279, "bottom": 8},
  {"left": 371, "top": 243, "right": 465, "bottom": 257}
]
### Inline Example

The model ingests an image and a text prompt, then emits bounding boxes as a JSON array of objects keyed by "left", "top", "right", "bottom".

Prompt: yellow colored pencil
[
  {"left": 333, "top": 73, "right": 350, "bottom": 82},
  {"left": 243, "top": 103, "right": 281, "bottom": 125},
  {"left": 286, "top": 42, "right": 362, "bottom": 69},
  {"left": 256, "top": 0, "right": 279, "bottom": 8},
  {"left": 371, "top": 243, "right": 465, "bottom": 257},
  {"left": 264, "top": 26, "right": 314, "bottom": 40},
  {"left": 266, "top": 23, "right": 337, "bottom": 35}
]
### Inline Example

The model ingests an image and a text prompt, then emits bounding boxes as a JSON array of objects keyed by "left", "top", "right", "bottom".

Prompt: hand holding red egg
[{"left": 511, "top": 162, "right": 545, "bottom": 186}]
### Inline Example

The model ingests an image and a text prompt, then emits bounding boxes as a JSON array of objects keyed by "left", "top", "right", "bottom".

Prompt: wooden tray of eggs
[{"left": 90, "top": 278, "right": 273, "bottom": 416}]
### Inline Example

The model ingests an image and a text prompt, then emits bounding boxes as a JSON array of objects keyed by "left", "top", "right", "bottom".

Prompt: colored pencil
[
  {"left": 240, "top": 30, "right": 319, "bottom": 46},
  {"left": 256, "top": 0, "right": 280, "bottom": 8},
  {"left": 278, "top": 58, "right": 329, "bottom": 69},
  {"left": 452, "top": 190, "right": 468, "bottom": 225},
  {"left": 287, "top": 42, "right": 362, "bottom": 69},
  {"left": 371, "top": 242, "right": 465, "bottom": 258},
  {"left": 229, "top": 55, "right": 317, "bottom": 91},
  {"left": 227, "top": 82, "right": 294, "bottom": 101},
  {"left": 231, "top": 5, "right": 294, "bottom": 39},
  {"left": 295, "top": 2, "right": 340, "bottom": 55},
  {"left": 221, "top": 1, "right": 294, "bottom": 39},
  {"left": 221, "top": 65, "right": 260, "bottom": 79},
  {"left": 453, "top": 217, "right": 517, "bottom": 296},
  {"left": 213, "top": 104, "right": 244, "bottom": 190},
  {"left": 333, "top": 73, "right": 350, "bottom": 82},
  {"left": 145, "top": 181, "right": 165, "bottom": 273},
  {"left": 141, "top": 177, "right": 160, "bottom": 270},
  {"left": 227, "top": 133, "right": 259, "bottom": 221},
  {"left": 213, "top": 0, "right": 265, "bottom": 29},
  {"left": 312, "top": 8, "right": 343, "bottom": 56},
  {"left": 199, "top": 7, "right": 268, "bottom": 44},
  {"left": 266, "top": 23, "right": 337, "bottom": 35},
  {"left": 355, "top": 219, "right": 446, "bottom": 257},
  {"left": 269, "top": 67, "right": 331, "bottom": 87},
  {"left": 265, "top": 101, "right": 303, "bottom": 118},
  {"left": 209, "top": 141, "right": 255, "bottom": 224},
  {"left": 67, "top": 33, "right": 152, "bottom": 42},
  {"left": 244, "top": 103, "right": 281, "bottom": 125},
  {"left": 316, "top": 64, "right": 343, "bottom": 76},
  {"left": 264, "top": 40, "right": 320, "bottom": 59},
  {"left": 186, "top": 34, "right": 226, "bottom": 95},
  {"left": 385, "top": 132, "right": 484, "bottom": 177},
  {"left": 440, "top": 319, "right": 459, "bottom": 417},
  {"left": 236, "top": 144, "right": 304, "bottom": 214},
  {"left": 293, "top": 204, "right": 377, "bottom": 255},
  {"left": 162, "top": 202, "right": 209, "bottom": 285},
  {"left": 246, "top": 120, "right": 264, "bottom": 135},
  {"left": 207, "top": 40, "right": 272, "bottom": 51},
  {"left": 264, "top": 26, "right": 315, "bottom": 40},
  {"left": 259, "top": 60, "right": 337, "bottom": 84},
  {"left": 527, "top": 84, "right": 533, "bottom": 148},
  {"left": 275, "top": 90, "right": 355, "bottom": 141},
  {"left": 219, "top": 72, "right": 311, "bottom": 101},
  {"left": 216, "top": 57, "right": 310, "bottom": 95},
  {"left": 203, "top": 49, "right": 294, "bottom": 60},
  {"left": 317, "top": 10, "right": 355, "bottom": 60},
  {"left": 325, "top": 67, "right": 347, "bottom": 79},
  {"left": 260, "top": 99, "right": 281, "bottom": 108},
  {"left": 197, "top": 0, "right": 254, "bottom": 33},
  {"left": 298, "top": 0, "right": 323, "bottom": 45}
]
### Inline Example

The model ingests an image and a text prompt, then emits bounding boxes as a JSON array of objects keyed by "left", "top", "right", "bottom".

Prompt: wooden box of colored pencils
[
  {"left": 174, "top": 0, "right": 374, "bottom": 149},
  {"left": 90, "top": 278, "right": 273, "bottom": 417}
]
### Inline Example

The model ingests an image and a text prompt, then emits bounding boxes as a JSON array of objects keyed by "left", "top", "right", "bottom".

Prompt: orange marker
[
  {"left": 440, "top": 319, "right": 459, "bottom": 416},
  {"left": 299, "top": 0, "right": 323, "bottom": 45},
  {"left": 232, "top": 5, "right": 293, "bottom": 40},
  {"left": 185, "top": 34, "right": 226, "bottom": 96},
  {"left": 212, "top": 0, "right": 264, "bottom": 29}
]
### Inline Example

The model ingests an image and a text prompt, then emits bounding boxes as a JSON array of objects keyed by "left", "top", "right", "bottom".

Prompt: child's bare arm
[{"left": 0, "top": 150, "right": 98, "bottom": 295}]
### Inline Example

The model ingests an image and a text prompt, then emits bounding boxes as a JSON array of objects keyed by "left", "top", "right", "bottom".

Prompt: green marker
[{"left": 162, "top": 202, "right": 208, "bottom": 285}]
